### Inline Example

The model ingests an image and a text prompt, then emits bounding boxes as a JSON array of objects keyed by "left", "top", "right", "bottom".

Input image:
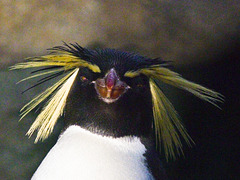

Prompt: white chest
[{"left": 32, "top": 125, "right": 154, "bottom": 180}]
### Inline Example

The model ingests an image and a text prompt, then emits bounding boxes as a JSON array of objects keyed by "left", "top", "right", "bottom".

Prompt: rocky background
[{"left": 1, "top": 1, "right": 239, "bottom": 179}]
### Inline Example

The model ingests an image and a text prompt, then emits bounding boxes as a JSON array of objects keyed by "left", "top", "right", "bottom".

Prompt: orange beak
[{"left": 95, "top": 68, "right": 129, "bottom": 102}]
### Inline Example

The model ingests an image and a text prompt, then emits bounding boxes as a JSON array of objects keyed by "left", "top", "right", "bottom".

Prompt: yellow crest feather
[
  {"left": 10, "top": 53, "right": 101, "bottom": 73},
  {"left": 139, "top": 66, "right": 224, "bottom": 106},
  {"left": 150, "top": 79, "right": 193, "bottom": 161},
  {"left": 125, "top": 65, "right": 223, "bottom": 160},
  {"left": 10, "top": 44, "right": 101, "bottom": 142},
  {"left": 26, "top": 69, "right": 79, "bottom": 142}
]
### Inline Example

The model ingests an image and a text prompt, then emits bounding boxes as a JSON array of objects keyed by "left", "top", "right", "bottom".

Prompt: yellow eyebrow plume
[
  {"left": 26, "top": 69, "right": 79, "bottom": 142},
  {"left": 150, "top": 79, "right": 193, "bottom": 161},
  {"left": 10, "top": 45, "right": 101, "bottom": 142},
  {"left": 10, "top": 52, "right": 101, "bottom": 73},
  {"left": 125, "top": 65, "right": 223, "bottom": 160}
]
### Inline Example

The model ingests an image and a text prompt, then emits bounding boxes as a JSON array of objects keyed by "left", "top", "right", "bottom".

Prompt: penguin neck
[
  {"left": 63, "top": 114, "right": 153, "bottom": 138},
  {"left": 64, "top": 98, "right": 154, "bottom": 138}
]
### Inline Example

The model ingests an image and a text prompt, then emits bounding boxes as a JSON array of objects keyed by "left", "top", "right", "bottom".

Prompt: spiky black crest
[{"left": 50, "top": 42, "right": 169, "bottom": 76}]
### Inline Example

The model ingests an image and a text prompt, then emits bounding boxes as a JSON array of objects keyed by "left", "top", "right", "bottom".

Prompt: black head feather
[{"left": 51, "top": 43, "right": 168, "bottom": 76}]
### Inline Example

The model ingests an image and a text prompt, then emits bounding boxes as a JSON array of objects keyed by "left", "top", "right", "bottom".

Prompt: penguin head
[
  {"left": 11, "top": 43, "right": 223, "bottom": 160},
  {"left": 64, "top": 48, "right": 161, "bottom": 137}
]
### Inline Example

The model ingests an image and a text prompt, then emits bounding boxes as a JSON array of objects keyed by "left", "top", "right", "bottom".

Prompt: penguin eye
[
  {"left": 80, "top": 76, "right": 90, "bottom": 86},
  {"left": 137, "top": 84, "right": 144, "bottom": 88},
  {"left": 80, "top": 76, "right": 88, "bottom": 82}
]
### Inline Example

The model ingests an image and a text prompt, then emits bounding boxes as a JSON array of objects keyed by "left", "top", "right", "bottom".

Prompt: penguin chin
[{"left": 99, "top": 97, "right": 119, "bottom": 104}]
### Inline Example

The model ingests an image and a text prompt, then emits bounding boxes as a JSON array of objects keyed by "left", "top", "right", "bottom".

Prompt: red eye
[{"left": 80, "top": 76, "right": 88, "bottom": 82}]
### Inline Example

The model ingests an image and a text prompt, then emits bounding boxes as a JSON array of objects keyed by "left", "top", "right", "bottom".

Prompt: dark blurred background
[{"left": 1, "top": 0, "right": 239, "bottom": 179}]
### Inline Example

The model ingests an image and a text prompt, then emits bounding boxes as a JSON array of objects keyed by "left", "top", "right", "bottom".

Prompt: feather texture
[
  {"left": 10, "top": 44, "right": 101, "bottom": 142},
  {"left": 150, "top": 79, "right": 193, "bottom": 161},
  {"left": 140, "top": 66, "right": 224, "bottom": 106},
  {"left": 26, "top": 69, "right": 79, "bottom": 142},
  {"left": 10, "top": 53, "right": 100, "bottom": 73},
  {"left": 125, "top": 65, "right": 223, "bottom": 160}
]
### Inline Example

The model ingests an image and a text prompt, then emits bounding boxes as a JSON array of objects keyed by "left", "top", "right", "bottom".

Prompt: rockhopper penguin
[{"left": 11, "top": 43, "right": 223, "bottom": 179}]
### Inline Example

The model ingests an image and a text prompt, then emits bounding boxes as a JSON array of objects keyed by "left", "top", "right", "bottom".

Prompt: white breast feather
[{"left": 32, "top": 125, "right": 154, "bottom": 180}]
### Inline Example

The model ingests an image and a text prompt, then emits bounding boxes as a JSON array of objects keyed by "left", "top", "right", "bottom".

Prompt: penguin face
[
  {"left": 64, "top": 50, "right": 155, "bottom": 137},
  {"left": 66, "top": 48, "right": 160, "bottom": 105}
]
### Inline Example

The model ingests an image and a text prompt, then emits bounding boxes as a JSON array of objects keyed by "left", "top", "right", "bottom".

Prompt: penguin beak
[{"left": 94, "top": 68, "right": 129, "bottom": 103}]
